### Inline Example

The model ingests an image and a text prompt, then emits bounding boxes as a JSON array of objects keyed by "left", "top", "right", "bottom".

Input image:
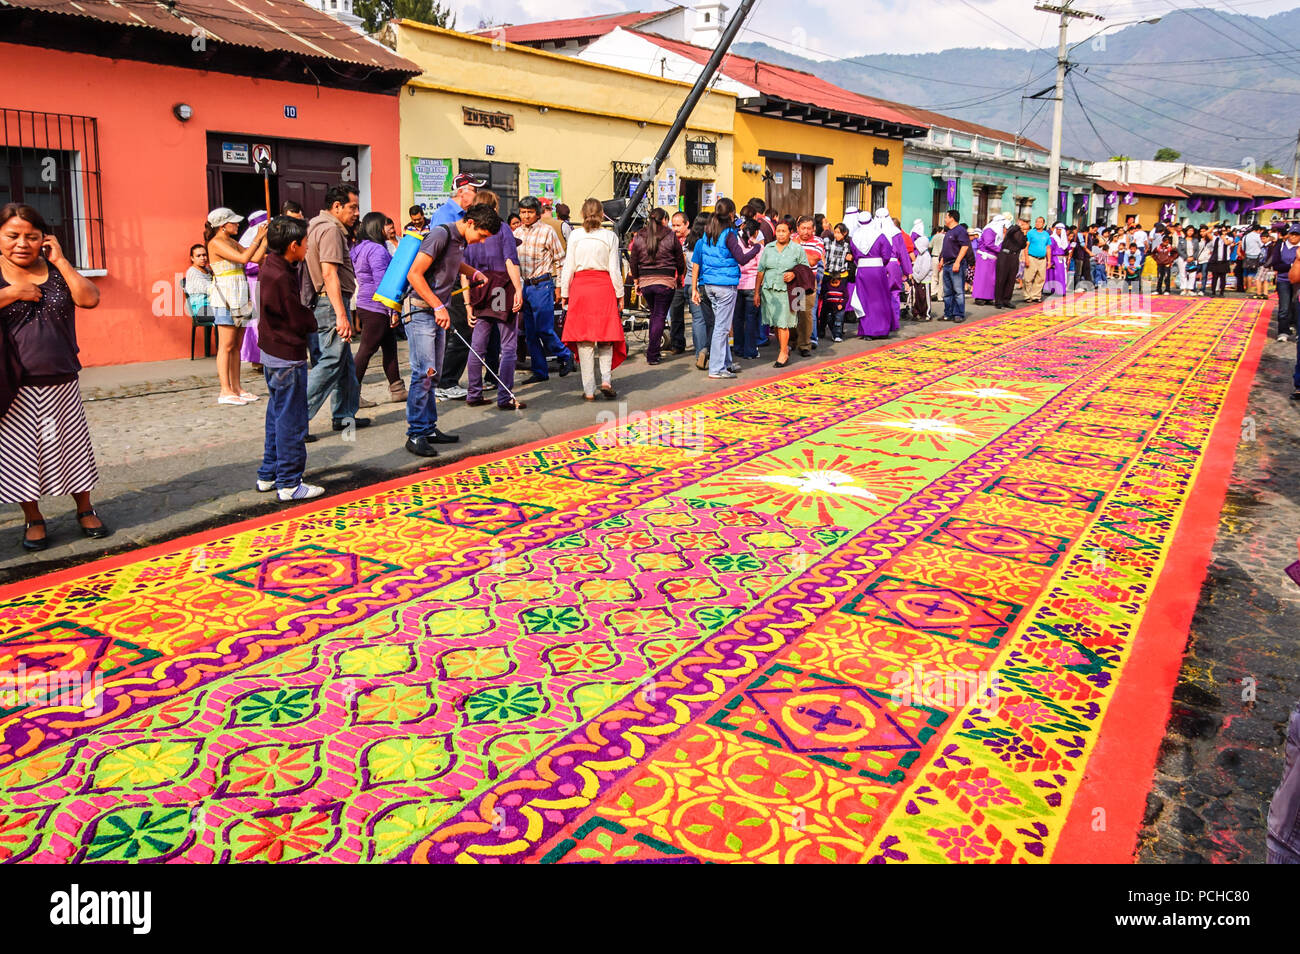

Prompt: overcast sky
[{"left": 457, "top": 0, "right": 1300, "bottom": 56}]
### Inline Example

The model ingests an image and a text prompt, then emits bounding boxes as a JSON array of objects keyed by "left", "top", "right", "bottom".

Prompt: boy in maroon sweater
[{"left": 255, "top": 217, "right": 323, "bottom": 501}]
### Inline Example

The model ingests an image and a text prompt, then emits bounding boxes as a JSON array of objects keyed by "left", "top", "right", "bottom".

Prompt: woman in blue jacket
[{"left": 690, "top": 197, "right": 761, "bottom": 379}]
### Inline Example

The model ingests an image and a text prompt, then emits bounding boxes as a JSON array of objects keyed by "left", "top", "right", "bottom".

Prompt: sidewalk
[{"left": 0, "top": 309, "right": 990, "bottom": 583}]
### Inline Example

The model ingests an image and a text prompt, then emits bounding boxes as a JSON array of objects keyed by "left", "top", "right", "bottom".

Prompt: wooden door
[{"left": 764, "top": 159, "right": 814, "bottom": 220}]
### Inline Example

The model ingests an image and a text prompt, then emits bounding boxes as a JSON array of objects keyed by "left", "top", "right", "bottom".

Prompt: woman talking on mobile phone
[{"left": 0, "top": 203, "right": 105, "bottom": 551}]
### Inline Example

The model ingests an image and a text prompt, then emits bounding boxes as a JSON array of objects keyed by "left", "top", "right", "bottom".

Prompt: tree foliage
[
  {"left": 1154, "top": 147, "right": 1181, "bottom": 161},
  {"left": 1107, "top": 155, "right": 1131, "bottom": 162},
  {"left": 354, "top": 0, "right": 456, "bottom": 35}
]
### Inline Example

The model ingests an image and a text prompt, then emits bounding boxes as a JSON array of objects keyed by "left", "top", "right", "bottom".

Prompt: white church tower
[
  {"left": 691, "top": 1, "right": 728, "bottom": 47},
  {"left": 304, "top": 0, "right": 363, "bottom": 31}
]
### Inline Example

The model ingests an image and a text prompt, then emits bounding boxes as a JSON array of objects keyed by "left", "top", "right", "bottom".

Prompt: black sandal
[
  {"left": 599, "top": 385, "right": 617, "bottom": 400},
  {"left": 21, "top": 518, "right": 47, "bottom": 552},
  {"left": 76, "top": 508, "right": 111, "bottom": 539}
]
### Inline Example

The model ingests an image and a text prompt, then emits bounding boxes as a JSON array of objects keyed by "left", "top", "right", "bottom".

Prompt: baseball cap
[
  {"left": 207, "top": 207, "right": 243, "bottom": 228},
  {"left": 453, "top": 172, "right": 487, "bottom": 190},
  {"left": 1289, "top": 224, "right": 1300, "bottom": 235}
]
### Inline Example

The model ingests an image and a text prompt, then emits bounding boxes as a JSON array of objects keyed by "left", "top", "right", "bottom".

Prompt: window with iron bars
[
  {"left": 612, "top": 161, "right": 651, "bottom": 229},
  {"left": 0, "top": 109, "right": 105, "bottom": 272}
]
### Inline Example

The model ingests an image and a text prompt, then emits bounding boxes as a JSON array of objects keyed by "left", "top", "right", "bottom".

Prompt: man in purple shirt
[{"left": 938, "top": 209, "right": 971, "bottom": 322}]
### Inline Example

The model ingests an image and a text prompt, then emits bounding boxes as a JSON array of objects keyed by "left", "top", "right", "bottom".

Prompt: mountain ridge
[{"left": 732, "top": 7, "right": 1300, "bottom": 167}]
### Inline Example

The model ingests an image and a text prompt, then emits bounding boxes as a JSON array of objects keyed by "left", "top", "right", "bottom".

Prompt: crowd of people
[{"left": 4, "top": 184, "right": 1300, "bottom": 549}]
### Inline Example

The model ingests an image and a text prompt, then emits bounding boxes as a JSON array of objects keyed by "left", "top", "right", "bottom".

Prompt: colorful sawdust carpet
[{"left": 0, "top": 294, "right": 1266, "bottom": 864}]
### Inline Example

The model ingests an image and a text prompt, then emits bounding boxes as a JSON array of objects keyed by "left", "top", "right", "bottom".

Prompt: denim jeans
[
  {"left": 668, "top": 285, "right": 688, "bottom": 351},
  {"left": 941, "top": 265, "right": 965, "bottom": 319},
  {"left": 702, "top": 284, "right": 737, "bottom": 375},
  {"left": 405, "top": 310, "right": 443, "bottom": 439},
  {"left": 690, "top": 292, "right": 715, "bottom": 356},
  {"left": 1268, "top": 700, "right": 1300, "bottom": 863},
  {"left": 305, "top": 299, "right": 360, "bottom": 425},
  {"left": 258, "top": 363, "right": 309, "bottom": 489},
  {"left": 734, "top": 290, "right": 760, "bottom": 358},
  {"left": 1277, "top": 278, "right": 1297, "bottom": 335},
  {"left": 1092, "top": 262, "right": 1107, "bottom": 287},
  {"left": 520, "top": 277, "right": 570, "bottom": 379}
]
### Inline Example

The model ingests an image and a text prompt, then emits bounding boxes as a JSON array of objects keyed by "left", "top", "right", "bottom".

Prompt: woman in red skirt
[{"left": 560, "top": 198, "right": 626, "bottom": 400}]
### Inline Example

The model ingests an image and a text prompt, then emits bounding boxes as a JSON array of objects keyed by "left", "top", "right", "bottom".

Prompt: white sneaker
[
  {"left": 256, "top": 479, "right": 276, "bottom": 493},
  {"left": 833, "top": 336, "right": 844, "bottom": 342},
  {"left": 238, "top": 391, "right": 260, "bottom": 402},
  {"left": 217, "top": 395, "right": 247, "bottom": 406},
  {"left": 434, "top": 388, "right": 448, "bottom": 401},
  {"left": 277, "top": 482, "right": 325, "bottom": 502},
  {"left": 1279, "top": 333, "right": 1290, "bottom": 342},
  {"left": 443, "top": 385, "right": 468, "bottom": 399},
  {"left": 708, "top": 371, "right": 737, "bottom": 379}
]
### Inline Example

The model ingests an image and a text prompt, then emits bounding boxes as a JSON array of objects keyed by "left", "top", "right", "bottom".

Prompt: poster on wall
[
  {"left": 791, "top": 162, "right": 803, "bottom": 190},
  {"left": 656, "top": 179, "right": 677, "bottom": 208},
  {"left": 528, "top": 169, "right": 562, "bottom": 203},
  {"left": 410, "top": 157, "right": 453, "bottom": 215},
  {"left": 701, "top": 181, "right": 717, "bottom": 208}
]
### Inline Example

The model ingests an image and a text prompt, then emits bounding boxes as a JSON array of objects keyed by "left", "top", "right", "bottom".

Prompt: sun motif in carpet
[
  {"left": 831, "top": 404, "right": 1009, "bottom": 454},
  {"left": 690, "top": 447, "right": 927, "bottom": 525}
]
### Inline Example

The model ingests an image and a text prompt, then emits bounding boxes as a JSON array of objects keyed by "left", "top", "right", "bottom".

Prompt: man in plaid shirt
[{"left": 513, "top": 195, "right": 573, "bottom": 382}]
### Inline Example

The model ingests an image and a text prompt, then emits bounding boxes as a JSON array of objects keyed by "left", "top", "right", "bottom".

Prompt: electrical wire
[
  {"left": 1077, "top": 63, "right": 1300, "bottom": 95},
  {"left": 1066, "top": 72, "right": 1116, "bottom": 157},
  {"left": 1073, "top": 69, "right": 1289, "bottom": 142}
]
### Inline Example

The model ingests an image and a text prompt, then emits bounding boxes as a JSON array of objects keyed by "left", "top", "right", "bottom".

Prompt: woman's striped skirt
[{"left": 0, "top": 380, "right": 99, "bottom": 504}]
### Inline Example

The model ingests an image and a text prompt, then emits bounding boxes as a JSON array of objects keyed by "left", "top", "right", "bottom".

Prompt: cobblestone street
[{"left": 1137, "top": 332, "right": 1300, "bottom": 863}]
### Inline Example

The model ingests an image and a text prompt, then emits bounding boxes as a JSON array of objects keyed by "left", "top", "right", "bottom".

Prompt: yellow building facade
[
  {"left": 393, "top": 22, "right": 735, "bottom": 219},
  {"left": 731, "top": 112, "right": 906, "bottom": 224}
]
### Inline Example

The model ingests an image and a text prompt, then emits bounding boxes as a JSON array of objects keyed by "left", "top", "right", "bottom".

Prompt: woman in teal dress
[{"left": 754, "top": 220, "right": 808, "bottom": 368}]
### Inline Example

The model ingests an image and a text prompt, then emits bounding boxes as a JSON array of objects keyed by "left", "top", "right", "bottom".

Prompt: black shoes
[
  {"left": 332, "top": 417, "right": 372, "bottom": 431},
  {"left": 428, "top": 429, "right": 460, "bottom": 444},
  {"left": 77, "top": 509, "right": 110, "bottom": 539},
  {"left": 799, "top": 348, "right": 811, "bottom": 357},
  {"left": 405, "top": 436, "right": 439, "bottom": 457},
  {"left": 558, "top": 355, "right": 573, "bottom": 377},
  {"left": 523, "top": 374, "right": 548, "bottom": 384},
  {"left": 21, "top": 518, "right": 47, "bottom": 552}
]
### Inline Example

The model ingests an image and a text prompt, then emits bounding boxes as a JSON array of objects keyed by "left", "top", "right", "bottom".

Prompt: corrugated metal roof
[
  {"left": 477, "top": 10, "right": 669, "bottom": 44},
  {"left": 629, "top": 30, "right": 926, "bottom": 132},
  {"left": 2, "top": 0, "right": 419, "bottom": 72}
]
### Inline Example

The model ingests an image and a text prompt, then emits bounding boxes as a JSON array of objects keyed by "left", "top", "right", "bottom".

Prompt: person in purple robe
[
  {"left": 1045, "top": 222, "right": 1069, "bottom": 296},
  {"left": 848, "top": 208, "right": 913, "bottom": 339},
  {"left": 972, "top": 214, "right": 1006, "bottom": 304}
]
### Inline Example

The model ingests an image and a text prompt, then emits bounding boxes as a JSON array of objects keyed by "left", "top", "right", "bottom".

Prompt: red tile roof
[
  {"left": 875, "top": 101, "right": 1048, "bottom": 153},
  {"left": 479, "top": 10, "right": 670, "bottom": 44},
  {"left": 1198, "top": 169, "right": 1288, "bottom": 198},
  {"left": 628, "top": 30, "right": 926, "bottom": 131},
  {"left": 5, "top": 0, "right": 419, "bottom": 73},
  {"left": 1176, "top": 184, "right": 1254, "bottom": 200},
  {"left": 1096, "top": 180, "right": 1185, "bottom": 199}
]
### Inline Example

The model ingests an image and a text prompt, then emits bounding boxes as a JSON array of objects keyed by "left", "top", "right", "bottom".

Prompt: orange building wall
[{"left": 0, "top": 44, "right": 403, "bottom": 366}]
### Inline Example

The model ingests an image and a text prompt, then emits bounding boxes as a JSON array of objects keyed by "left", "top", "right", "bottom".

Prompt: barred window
[{"left": 0, "top": 109, "right": 105, "bottom": 273}]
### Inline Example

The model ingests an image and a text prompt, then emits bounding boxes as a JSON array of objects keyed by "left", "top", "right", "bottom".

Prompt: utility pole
[
  {"left": 614, "top": 0, "right": 759, "bottom": 236},
  {"left": 1292, "top": 127, "right": 1299, "bottom": 197},
  {"left": 1035, "top": 2, "right": 1103, "bottom": 223}
]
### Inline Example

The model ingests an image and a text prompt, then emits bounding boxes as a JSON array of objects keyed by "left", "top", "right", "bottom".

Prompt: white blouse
[{"left": 560, "top": 227, "right": 624, "bottom": 299}]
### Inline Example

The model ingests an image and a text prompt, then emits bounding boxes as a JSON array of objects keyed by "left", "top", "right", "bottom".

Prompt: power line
[
  {"left": 1067, "top": 72, "right": 1115, "bottom": 157},
  {"left": 1078, "top": 63, "right": 1300, "bottom": 95},
  {"left": 1213, "top": 0, "right": 1296, "bottom": 57},
  {"left": 1077, "top": 66, "right": 1293, "bottom": 139}
]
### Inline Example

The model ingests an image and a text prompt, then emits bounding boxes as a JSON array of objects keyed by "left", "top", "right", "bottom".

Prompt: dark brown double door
[
  {"left": 764, "top": 158, "right": 815, "bottom": 219},
  {"left": 206, "top": 133, "right": 358, "bottom": 220}
]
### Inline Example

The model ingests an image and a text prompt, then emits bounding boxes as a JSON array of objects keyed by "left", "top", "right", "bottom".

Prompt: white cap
[{"left": 207, "top": 207, "right": 243, "bottom": 228}]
